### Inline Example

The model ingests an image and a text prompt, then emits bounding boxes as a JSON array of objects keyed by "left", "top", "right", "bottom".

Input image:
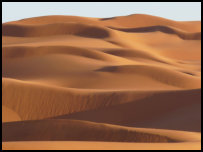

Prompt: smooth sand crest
[{"left": 2, "top": 14, "right": 201, "bottom": 150}]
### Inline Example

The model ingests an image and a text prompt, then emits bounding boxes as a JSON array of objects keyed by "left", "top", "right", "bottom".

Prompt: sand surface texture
[{"left": 2, "top": 14, "right": 201, "bottom": 150}]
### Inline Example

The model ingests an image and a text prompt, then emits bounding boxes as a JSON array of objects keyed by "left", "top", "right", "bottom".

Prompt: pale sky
[{"left": 2, "top": 2, "right": 201, "bottom": 23}]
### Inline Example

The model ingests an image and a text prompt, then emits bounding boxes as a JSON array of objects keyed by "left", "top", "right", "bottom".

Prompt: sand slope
[
  {"left": 55, "top": 89, "right": 201, "bottom": 132},
  {"left": 3, "top": 141, "right": 201, "bottom": 150},
  {"left": 2, "top": 14, "right": 201, "bottom": 150},
  {"left": 3, "top": 119, "right": 189, "bottom": 142}
]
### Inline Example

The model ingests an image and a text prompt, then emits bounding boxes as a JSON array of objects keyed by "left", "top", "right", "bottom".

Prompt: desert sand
[{"left": 2, "top": 14, "right": 201, "bottom": 150}]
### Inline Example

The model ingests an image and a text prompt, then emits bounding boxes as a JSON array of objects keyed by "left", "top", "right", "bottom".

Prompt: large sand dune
[{"left": 2, "top": 14, "right": 201, "bottom": 150}]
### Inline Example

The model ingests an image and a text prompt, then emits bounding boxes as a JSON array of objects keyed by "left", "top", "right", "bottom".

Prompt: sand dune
[
  {"left": 4, "top": 15, "right": 100, "bottom": 25},
  {"left": 3, "top": 119, "right": 181, "bottom": 142},
  {"left": 2, "top": 78, "right": 156, "bottom": 121},
  {"left": 109, "top": 25, "right": 201, "bottom": 40},
  {"left": 2, "top": 45, "right": 114, "bottom": 61},
  {"left": 2, "top": 23, "right": 115, "bottom": 39},
  {"left": 97, "top": 65, "right": 200, "bottom": 89},
  {"left": 56, "top": 89, "right": 201, "bottom": 132},
  {"left": 2, "top": 14, "right": 201, "bottom": 150},
  {"left": 101, "top": 14, "right": 201, "bottom": 32}
]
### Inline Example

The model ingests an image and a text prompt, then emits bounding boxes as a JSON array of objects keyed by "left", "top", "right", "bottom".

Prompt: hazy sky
[{"left": 2, "top": 2, "right": 201, "bottom": 23}]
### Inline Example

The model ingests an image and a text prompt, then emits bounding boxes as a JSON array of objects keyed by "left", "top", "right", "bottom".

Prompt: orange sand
[{"left": 2, "top": 14, "right": 201, "bottom": 150}]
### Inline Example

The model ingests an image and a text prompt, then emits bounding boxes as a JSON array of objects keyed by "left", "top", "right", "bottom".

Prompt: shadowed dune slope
[
  {"left": 2, "top": 119, "right": 175, "bottom": 142},
  {"left": 2, "top": 45, "right": 113, "bottom": 61},
  {"left": 2, "top": 119, "right": 200, "bottom": 143},
  {"left": 2, "top": 23, "right": 114, "bottom": 38},
  {"left": 2, "top": 77, "right": 201, "bottom": 132},
  {"left": 55, "top": 89, "right": 201, "bottom": 132}
]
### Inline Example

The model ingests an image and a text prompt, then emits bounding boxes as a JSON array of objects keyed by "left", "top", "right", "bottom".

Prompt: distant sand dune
[
  {"left": 100, "top": 14, "right": 201, "bottom": 32},
  {"left": 3, "top": 45, "right": 114, "bottom": 61},
  {"left": 2, "top": 23, "right": 113, "bottom": 38},
  {"left": 96, "top": 64, "right": 201, "bottom": 89},
  {"left": 108, "top": 25, "right": 201, "bottom": 40}
]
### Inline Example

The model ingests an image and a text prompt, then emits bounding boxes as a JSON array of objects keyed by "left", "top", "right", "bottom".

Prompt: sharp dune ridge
[
  {"left": 108, "top": 25, "right": 201, "bottom": 40},
  {"left": 2, "top": 14, "right": 201, "bottom": 150},
  {"left": 2, "top": 106, "right": 21, "bottom": 122},
  {"left": 100, "top": 48, "right": 175, "bottom": 63}
]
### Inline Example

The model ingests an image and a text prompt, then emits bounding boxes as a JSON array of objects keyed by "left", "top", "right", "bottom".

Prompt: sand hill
[{"left": 2, "top": 14, "right": 201, "bottom": 150}]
